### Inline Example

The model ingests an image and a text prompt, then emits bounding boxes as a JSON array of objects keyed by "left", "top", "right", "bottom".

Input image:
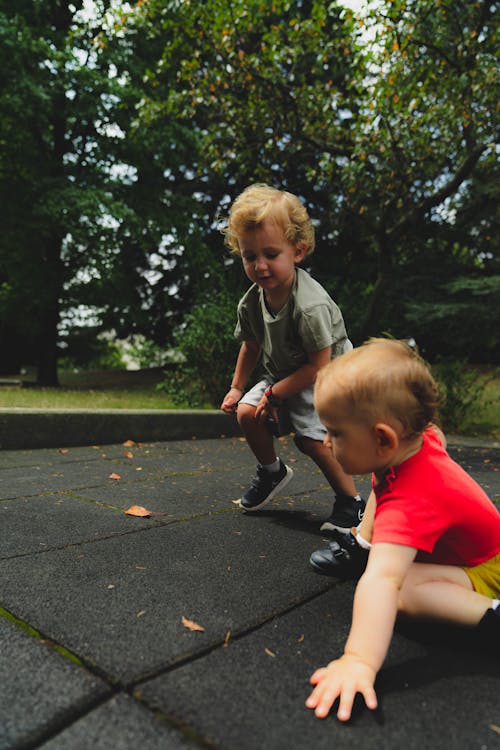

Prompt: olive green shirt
[{"left": 235, "top": 267, "right": 349, "bottom": 381}]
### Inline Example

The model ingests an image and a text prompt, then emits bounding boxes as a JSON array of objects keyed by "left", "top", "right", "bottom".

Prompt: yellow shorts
[{"left": 463, "top": 552, "right": 500, "bottom": 598}]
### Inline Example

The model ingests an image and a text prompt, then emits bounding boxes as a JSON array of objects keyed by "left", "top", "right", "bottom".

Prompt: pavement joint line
[
  {"left": 10, "top": 691, "right": 117, "bottom": 750},
  {"left": 128, "top": 578, "right": 340, "bottom": 691},
  {"left": 60, "top": 494, "right": 240, "bottom": 524},
  {"left": 0, "top": 605, "right": 117, "bottom": 685},
  {"left": 128, "top": 694, "right": 222, "bottom": 750},
  {"left": 0, "top": 508, "right": 241, "bottom": 562},
  {"left": 0, "top": 607, "right": 218, "bottom": 749}
]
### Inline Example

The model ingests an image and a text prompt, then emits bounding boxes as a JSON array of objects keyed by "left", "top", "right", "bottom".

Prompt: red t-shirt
[{"left": 372, "top": 429, "right": 500, "bottom": 566}]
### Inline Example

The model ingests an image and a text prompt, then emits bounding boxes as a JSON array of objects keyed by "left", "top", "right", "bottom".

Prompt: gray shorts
[{"left": 239, "top": 379, "right": 327, "bottom": 442}]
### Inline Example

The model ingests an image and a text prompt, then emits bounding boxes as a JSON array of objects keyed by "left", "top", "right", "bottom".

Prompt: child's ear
[
  {"left": 294, "top": 241, "right": 308, "bottom": 262},
  {"left": 374, "top": 423, "right": 399, "bottom": 454}
]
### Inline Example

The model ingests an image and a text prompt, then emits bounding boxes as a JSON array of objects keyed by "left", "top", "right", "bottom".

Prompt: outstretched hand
[{"left": 305, "top": 654, "right": 378, "bottom": 722}]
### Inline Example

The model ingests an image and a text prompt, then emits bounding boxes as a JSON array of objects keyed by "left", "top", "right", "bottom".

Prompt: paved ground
[{"left": 1, "top": 427, "right": 499, "bottom": 750}]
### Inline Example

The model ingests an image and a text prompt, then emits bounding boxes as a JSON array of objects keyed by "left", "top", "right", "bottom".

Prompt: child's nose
[{"left": 255, "top": 255, "right": 267, "bottom": 270}]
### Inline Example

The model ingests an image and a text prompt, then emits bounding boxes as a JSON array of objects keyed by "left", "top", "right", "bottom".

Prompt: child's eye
[
  {"left": 265, "top": 252, "right": 279, "bottom": 260},
  {"left": 242, "top": 254, "right": 255, "bottom": 263}
]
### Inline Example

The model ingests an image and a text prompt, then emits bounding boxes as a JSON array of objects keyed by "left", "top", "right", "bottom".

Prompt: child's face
[
  {"left": 317, "top": 395, "right": 383, "bottom": 476},
  {"left": 238, "top": 220, "right": 306, "bottom": 296}
]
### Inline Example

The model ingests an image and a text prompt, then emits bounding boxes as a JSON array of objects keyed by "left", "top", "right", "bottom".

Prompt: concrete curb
[
  {"left": 0, "top": 408, "right": 498, "bottom": 451},
  {"left": 0, "top": 408, "right": 242, "bottom": 450}
]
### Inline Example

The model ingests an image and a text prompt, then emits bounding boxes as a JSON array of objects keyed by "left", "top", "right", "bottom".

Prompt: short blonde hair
[
  {"left": 315, "top": 338, "right": 440, "bottom": 437},
  {"left": 223, "top": 183, "right": 315, "bottom": 256}
]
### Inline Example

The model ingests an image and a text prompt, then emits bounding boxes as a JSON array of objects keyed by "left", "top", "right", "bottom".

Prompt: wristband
[
  {"left": 230, "top": 385, "right": 243, "bottom": 392},
  {"left": 264, "top": 384, "right": 281, "bottom": 407}
]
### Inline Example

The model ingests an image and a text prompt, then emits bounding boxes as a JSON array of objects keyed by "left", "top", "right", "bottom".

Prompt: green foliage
[
  {"left": 0, "top": 0, "right": 212, "bottom": 383},
  {"left": 124, "top": 336, "right": 173, "bottom": 369},
  {"left": 158, "top": 291, "right": 240, "bottom": 408},
  {"left": 432, "top": 360, "right": 494, "bottom": 434},
  {"left": 406, "top": 275, "right": 500, "bottom": 363},
  {"left": 0, "top": 0, "right": 498, "bottom": 384},
  {"left": 59, "top": 329, "right": 125, "bottom": 371}
]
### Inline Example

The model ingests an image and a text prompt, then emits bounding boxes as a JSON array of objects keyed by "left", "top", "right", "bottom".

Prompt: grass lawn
[
  {"left": 0, "top": 366, "right": 498, "bottom": 439},
  {"left": 0, "top": 368, "right": 180, "bottom": 410}
]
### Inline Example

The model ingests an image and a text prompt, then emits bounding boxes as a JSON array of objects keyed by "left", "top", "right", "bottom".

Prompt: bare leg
[
  {"left": 295, "top": 436, "right": 357, "bottom": 497},
  {"left": 398, "top": 562, "right": 492, "bottom": 626},
  {"left": 237, "top": 402, "right": 276, "bottom": 465}
]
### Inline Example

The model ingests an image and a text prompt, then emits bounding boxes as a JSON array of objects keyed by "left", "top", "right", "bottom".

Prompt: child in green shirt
[{"left": 220, "top": 183, "right": 364, "bottom": 531}]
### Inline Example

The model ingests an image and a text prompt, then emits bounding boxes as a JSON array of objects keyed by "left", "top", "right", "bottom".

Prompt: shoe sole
[
  {"left": 320, "top": 521, "right": 354, "bottom": 534},
  {"left": 320, "top": 507, "right": 364, "bottom": 534},
  {"left": 309, "top": 557, "right": 347, "bottom": 578},
  {"left": 239, "top": 465, "right": 294, "bottom": 512}
]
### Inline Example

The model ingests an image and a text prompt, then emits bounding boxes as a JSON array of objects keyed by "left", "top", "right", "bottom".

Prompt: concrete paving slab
[
  {"left": 0, "top": 616, "right": 110, "bottom": 750},
  {"left": 0, "top": 460, "right": 140, "bottom": 501},
  {"left": 139, "top": 585, "right": 500, "bottom": 750},
  {"left": 0, "top": 512, "right": 336, "bottom": 684},
  {"left": 448, "top": 444, "right": 500, "bottom": 497},
  {"left": 39, "top": 694, "right": 199, "bottom": 750},
  {"left": 0, "top": 493, "right": 158, "bottom": 559},
  {"left": 1, "top": 434, "right": 498, "bottom": 749}
]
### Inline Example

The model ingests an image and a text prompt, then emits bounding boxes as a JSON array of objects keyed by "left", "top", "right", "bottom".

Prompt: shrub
[
  {"left": 432, "top": 359, "right": 488, "bottom": 434},
  {"left": 158, "top": 290, "right": 241, "bottom": 407}
]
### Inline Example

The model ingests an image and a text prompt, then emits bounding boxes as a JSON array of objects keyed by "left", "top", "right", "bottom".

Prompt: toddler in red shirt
[{"left": 306, "top": 338, "right": 500, "bottom": 722}]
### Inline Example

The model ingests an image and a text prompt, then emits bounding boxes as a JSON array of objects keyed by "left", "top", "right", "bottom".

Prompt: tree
[
  {"left": 138, "top": 0, "right": 498, "bottom": 358},
  {"left": 0, "top": 0, "right": 210, "bottom": 383},
  {"left": 336, "top": 0, "right": 498, "bottom": 340},
  {"left": 1, "top": 0, "right": 497, "bottom": 382}
]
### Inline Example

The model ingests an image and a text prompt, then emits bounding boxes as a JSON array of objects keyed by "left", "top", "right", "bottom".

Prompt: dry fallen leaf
[
  {"left": 264, "top": 648, "right": 276, "bottom": 657},
  {"left": 123, "top": 439, "right": 136, "bottom": 447},
  {"left": 58, "top": 448, "right": 69, "bottom": 454},
  {"left": 297, "top": 634, "right": 305, "bottom": 643},
  {"left": 181, "top": 615, "right": 205, "bottom": 632},
  {"left": 490, "top": 725, "right": 500, "bottom": 735},
  {"left": 124, "top": 505, "right": 152, "bottom": 517},
  {"left": 223, "top": 630, "right": 231, "bottom": 647},
  {"left": 109, "top": 473, "right": 121, "bottom": 480},
  {"left": 123, "top": 451, "right": 134, "bottom": 459}
]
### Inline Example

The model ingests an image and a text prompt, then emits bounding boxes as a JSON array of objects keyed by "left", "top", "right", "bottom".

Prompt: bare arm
[
  {"left": 221, "top": 340, "right": 261, "bottom": 413},
  {"left": 306, "top": 543, "right": 417, "bottom": 721}
]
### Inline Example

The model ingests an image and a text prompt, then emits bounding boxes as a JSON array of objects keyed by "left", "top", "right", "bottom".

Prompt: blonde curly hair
[{"left": 223, "top": 183, "right": 315, "bottom": 256}]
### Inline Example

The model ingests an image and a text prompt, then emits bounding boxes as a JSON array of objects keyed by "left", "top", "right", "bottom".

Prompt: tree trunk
[
  {"left": 36, "top": 229, "right": 64, "bottom": 386},
  {"left": 360, "top": 230, "right": 392, "bottom": 340},
  {"left": 36, "top": 297, "right": 61, "bottom": 386}
]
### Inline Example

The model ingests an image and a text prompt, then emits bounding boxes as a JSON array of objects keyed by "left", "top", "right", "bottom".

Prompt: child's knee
[{"left": 237, "top": 402, "right": 256, "bottom": 426}]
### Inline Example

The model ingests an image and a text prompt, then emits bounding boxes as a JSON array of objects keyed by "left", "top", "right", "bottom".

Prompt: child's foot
[
  {"left": 320, "top": 495, "right": 365, "bottom": 533},
  {"left": 309, "top": 530, "right": 369, "bottom": 579},
  {"left": 239, "top": 460, "right": 294, "bottom": 511}
]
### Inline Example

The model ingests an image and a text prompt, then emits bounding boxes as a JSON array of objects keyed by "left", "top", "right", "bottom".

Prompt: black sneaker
[
  {"left": 240, "top": 460, "right": 294, "bottom": 511},
  {"left": 477, "top": 606, "right": 500, "bottom": 639},
  {"left": 309, "top": 530, "right": 369, "bottom": 579},
  {"left": 320, "top": 495, "right": 365, "bottom": 533}
]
